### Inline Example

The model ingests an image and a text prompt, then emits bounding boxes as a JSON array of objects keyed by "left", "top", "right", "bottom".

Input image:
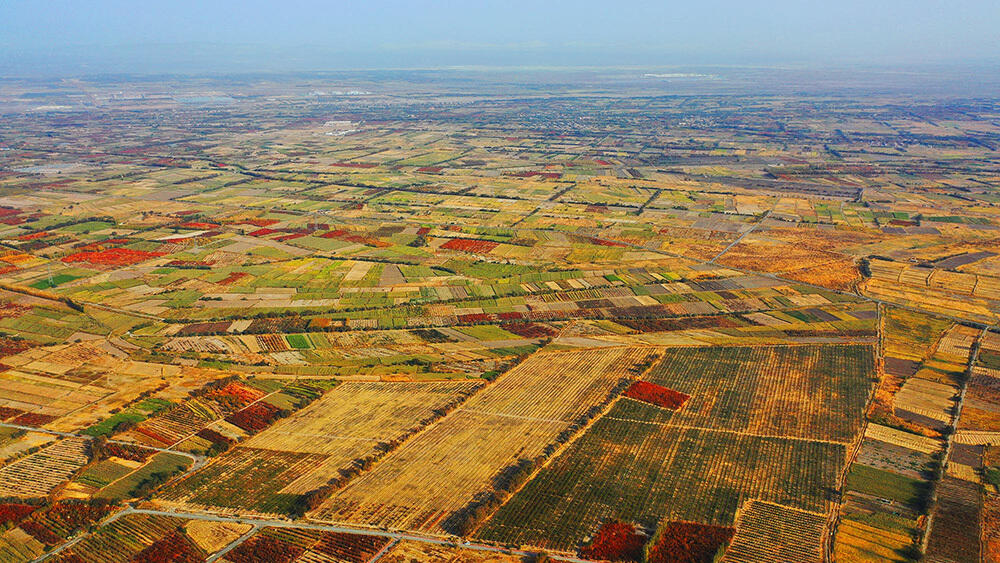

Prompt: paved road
[{"left": 709, "top": 209, "right": 772, "bottom": 263}]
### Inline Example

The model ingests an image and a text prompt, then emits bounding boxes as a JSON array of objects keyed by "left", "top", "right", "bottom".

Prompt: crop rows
[
  {"left": 477, "top": 409, "right": 841, "bottom": 551},
  {"left": 314, "top": 346, "right": 659, "bottom": 532},
  {"left": 243, "top": 381, "right": 480, "bottom": 494},
  {"left": 158, "top": 447, "right": 327, "bottom": 515},
  {"left": 0, "top": 437, "right": 90, "bottom": 497},
  {"left": 723, "top": 501, "right": 825, "bottom": 563},
  {"left": 636, "top": 344, "right": 874, "bottom": 442},
  {"left": 53, "top": 513, "right": 203, "bottom": 563}
]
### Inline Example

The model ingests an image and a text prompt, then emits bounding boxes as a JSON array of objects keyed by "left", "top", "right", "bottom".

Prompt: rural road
[{"left": 34, "top": 504, "right": 595, "bottom": 563}]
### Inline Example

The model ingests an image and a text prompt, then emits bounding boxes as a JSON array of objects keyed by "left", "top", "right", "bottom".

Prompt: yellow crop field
[{"left": 313, "top": 346, "right": 659, "bottom": 531}]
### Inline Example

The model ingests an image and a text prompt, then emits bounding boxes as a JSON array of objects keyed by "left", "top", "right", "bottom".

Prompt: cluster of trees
[{"left": 443, "top": 456, "right": 542, "bottom": 536}]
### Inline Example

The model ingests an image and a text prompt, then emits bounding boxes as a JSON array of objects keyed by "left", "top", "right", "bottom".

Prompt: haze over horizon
[{"left": 2, "top": 0, "right": 999, "bottom": 76}]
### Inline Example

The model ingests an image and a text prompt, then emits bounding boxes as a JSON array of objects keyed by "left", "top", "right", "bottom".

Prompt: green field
[{"left": 844, "top": 464, "right": 929, "bottom": 508}]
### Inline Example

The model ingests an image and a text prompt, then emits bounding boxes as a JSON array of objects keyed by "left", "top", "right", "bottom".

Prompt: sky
[{"left": 1, "top": 0, "right": 998, "bottom": 74}]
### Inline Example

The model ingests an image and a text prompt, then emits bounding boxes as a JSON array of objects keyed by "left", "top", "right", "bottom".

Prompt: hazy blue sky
[{"left": 1, "top": 0, "right": 998, "bottom": 73}]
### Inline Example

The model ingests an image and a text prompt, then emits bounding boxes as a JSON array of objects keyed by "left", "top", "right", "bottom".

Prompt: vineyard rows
[
  {"left": 477, "top": 406, "right": 842, "bottom": 551},
  {"left": 0, "top": 437, "right": 90, "bottom": 497},
  {"left": 638, "top": 344, "right": 874, "bottom": 442},
  {"left": 244, "top": 381, "right": 481, "bottom": 494},
  {"left": 722, "top": 500, "right": 825, "bottom": 563},
  {"left": 313, "top": 346, "right": 659, "bottom": 532},
  {"left": 52, "top": 513, "right": 203, "bottom": 563}
]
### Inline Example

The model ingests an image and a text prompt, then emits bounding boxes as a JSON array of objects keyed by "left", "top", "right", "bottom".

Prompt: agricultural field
[
  {"left": 155, "top": 381, "right": 480, "bottom": 515},
  {"left": 475, "top": 343, "right": 870, "bottom": 552},
  {"left": 313, "top": 346, "right": 659, "bottom": 532},
  {"left": 0, "top": 69, "right": 998, "bottom": 561}
]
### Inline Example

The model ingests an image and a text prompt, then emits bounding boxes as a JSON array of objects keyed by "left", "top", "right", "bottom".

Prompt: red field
[
  {"left": 225, "top": 535, "right": 303, "bottom": 563},
  {"left": 312, "top": 531, "right": 392, "bottom": 562},
  {"left": 11, "top": 412, "right": 58, "bottom": 426},
  {"left": 331, "top": 162, "right": 376, "bottom": 168},
  {"left": 624, "top": 381, "right": 690, "bottom": 410},
  {"left": 0, "top": 335, "right": 33, "bottom": 355},
  {"left": 195, "top": 428, "right": 233, "bottom": 447},
  {"left": 646, "top": 522, "right": 735, "bottom": 563},
  {"left": 441, "top": 238, "right": 499, "bottom": 253},
  {"left": 208, "top": 382, "right": 266, "bottom": 404},
  {"left": 226, "top": 401, "right": 283, "bottom": 433},
  {"left": 17, "top": 231, "right": 50, "bottom": 241},
  {"left": 587, "top": 236, "right": 628, "bottom": 247},
  {"left": 248, "top": 228, "right": 280, "bottom": 236},
  {"left": 501, "top": 322, "right": 558, "bottom": 338},
  {"left": 62, "top": 248, "right": 165, "bottom": 266},
  {"left": 0, "top": 406, "right": 24, "bottom": 420},
  {"left": 273, "top": 232, "right": 308, "bottom": 242},
  {"left": 0, "top": 503, "right": 37, "bottom": 525},
  {"left": 131, "top": 530, "right": 204, "bottom": 563},
  {"left": 509, "top": 171, "right": 562, "bottom": 179},
  {"left": 579, "top": 522, "right": 647, "bottom": 562},
  {"left": 218, "top": 272, "right": 249, "bottom": 285}
]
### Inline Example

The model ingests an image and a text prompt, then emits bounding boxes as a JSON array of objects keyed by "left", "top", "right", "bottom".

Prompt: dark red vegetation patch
[
  {"left": 579, "top": 522, "right": 647, "bottom": 562},
  {"left": 331, "top": 162, "right": 376, "bottom": 169},
  {"left": 616, "top": 316, "right": 745, "bottom": 333},
  {"left": 131, "top": 530, "right": 204, "bottom": 563},
  {"left": 0, "top": 503, "right": 37, "bottom": 526},
  {"left": 62, "top": 248, "right": 164, "bottom": 266},
  {"left": 508, "top": 171, "right": 562, "bottom": 179},
  {"left": 440, "top": 238, "right": 499, "bottom": 253},
  {"left": 208, "top": 382, "right": 265, "bottom": 404},
  {"left": 0, "top": 304, "right": 31, "bottom": 322},
  {"left": 226, "top": 401, "right": 283, "bottom": 433},
  {"left": 458, "top": 313, "right": 493, "bottom": 324},
  {"left": 195, "top": 428, "right": 233, "bottom": 447},
  {"left": 11, "top": 412, "right": 58, "bottom": 426},
  {"left": 0, "top": 406, "right": 25, "bottom": 420},
  {"left": 101, "top": 442, "right": 155, "bottom": 462},
  {"left": 248, "top": 228, "right": 280, "bottom": 237},
  {"left": 218, "top": 272, "right": 248, "bottom": 285},
  {"left": 225, "top": 535, "right": 304, "bottom": 563},
  {"left": 177, "top": 321, "right": 232, "bottom": 336},
  {"left": 21, "top": 520, "right": 61, "bottom": 545},
  {"left": 312, "top": 531, "right": 392, "bottom": 562},
  {"left": 645, "top": 522, "right": 735, "bottom": 563},
  {"left": 22, "top": 502, "right": 114, "bottom": 545},
  {"left": 587, "top": 236, "right": 628, "bottom": 247},
  {"left": 624, "top": 381, "right": 690, "bottom": 410},
  {"left": 501, "top": 322, "right": 558, "bottom": 338}
]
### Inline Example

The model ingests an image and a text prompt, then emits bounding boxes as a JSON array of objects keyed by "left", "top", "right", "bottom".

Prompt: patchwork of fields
[{"left": 1, "top": 72, "right": 998, "bottom": 562}]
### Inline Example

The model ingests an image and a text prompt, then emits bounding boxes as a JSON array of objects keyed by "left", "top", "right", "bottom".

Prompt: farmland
[
  {"left": 156, "top": 381, "right": 480, "bottom": 515},
  {"left": 313, "top": 346, "right": 659, "bottom": 532},
  {"left": 0, "top": 68, "right": 997, "bottom": 562}
]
